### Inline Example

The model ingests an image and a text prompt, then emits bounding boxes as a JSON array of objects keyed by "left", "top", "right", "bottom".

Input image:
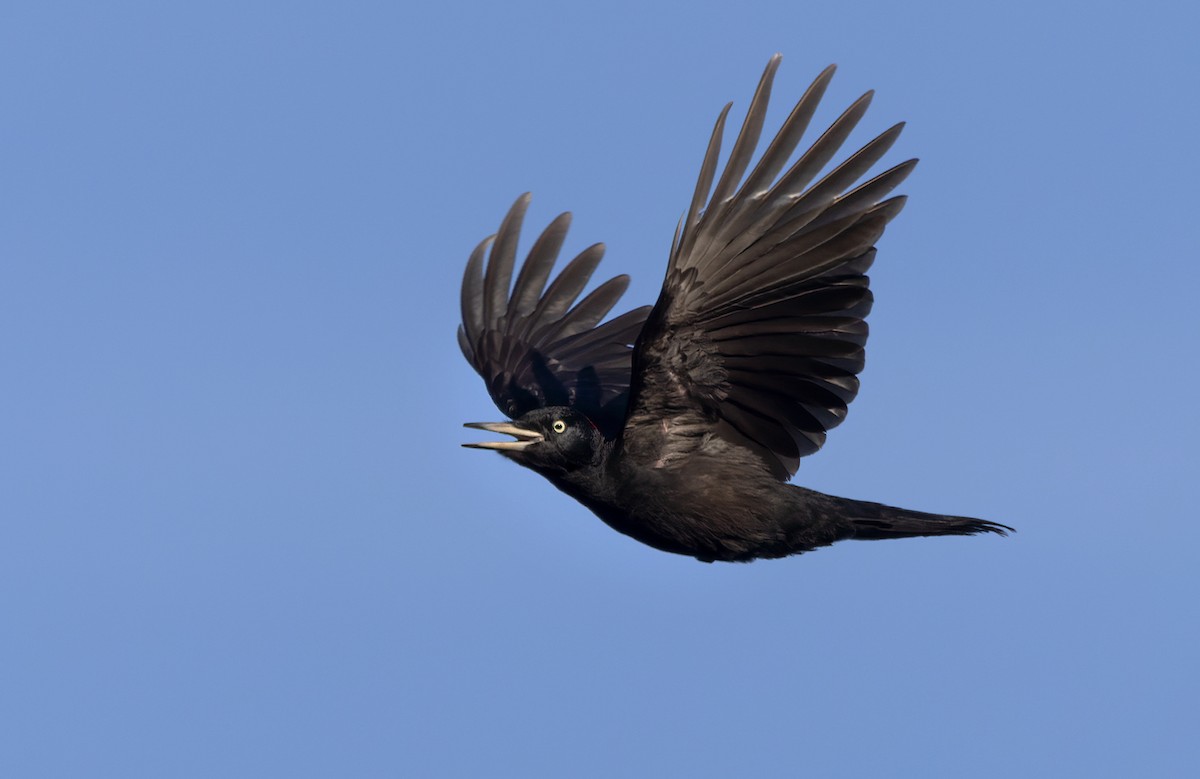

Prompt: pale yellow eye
[{"left": 552, "top": 420, "right": 567, "bottom": 434}]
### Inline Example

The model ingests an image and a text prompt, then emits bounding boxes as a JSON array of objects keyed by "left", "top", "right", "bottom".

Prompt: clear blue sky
[{"left": 3, "top": 1, "right": 1197, "bottom": 776}]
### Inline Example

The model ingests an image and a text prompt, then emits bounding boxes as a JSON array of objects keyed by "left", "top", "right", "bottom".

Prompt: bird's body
[{"left": 459, "top": 55, "right": 1011, "bottom": 562}]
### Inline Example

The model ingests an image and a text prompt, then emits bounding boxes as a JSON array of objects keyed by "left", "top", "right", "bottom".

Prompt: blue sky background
[{"left": 3, "top": 1, "right": 1198, "bottom": 776}]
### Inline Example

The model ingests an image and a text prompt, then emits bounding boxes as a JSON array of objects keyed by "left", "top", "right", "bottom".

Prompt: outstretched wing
[
  {"left": 459, "top": 194, "right": 652, "bottom": 436},
  {"left": 624, "top": 55, "right": 916, "bottom": 480}
]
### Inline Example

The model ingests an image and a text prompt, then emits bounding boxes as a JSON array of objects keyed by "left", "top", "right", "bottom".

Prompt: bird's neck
[{"left": 542, "top": 438, "right": 619, "bottom": 508}]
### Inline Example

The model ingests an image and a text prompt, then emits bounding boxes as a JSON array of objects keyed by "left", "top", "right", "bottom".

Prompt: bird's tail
[{"left": 841, "top": 498, "right": 1013, "bottom": 541}]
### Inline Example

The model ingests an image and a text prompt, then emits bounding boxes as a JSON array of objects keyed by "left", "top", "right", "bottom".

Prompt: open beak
[{"left": 462, "top": 421, "right": 544, "bottom": 451}]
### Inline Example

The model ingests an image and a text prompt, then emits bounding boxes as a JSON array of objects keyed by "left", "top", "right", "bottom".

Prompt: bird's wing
[
  {"left": 459, "top": 193, "right": 652, "bottom": 435},
  {"left": 623, "top": 55, "right": 916, "bottom": 480}
]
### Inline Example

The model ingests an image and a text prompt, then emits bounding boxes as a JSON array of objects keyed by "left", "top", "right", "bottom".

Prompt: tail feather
[{"left": 844, "top": 499, "right": 1013, "bottom": 541}]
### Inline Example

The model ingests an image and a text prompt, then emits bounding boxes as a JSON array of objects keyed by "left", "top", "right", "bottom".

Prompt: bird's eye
[{"left": 552, "top": 420, "right": 567, "bottom": 434}]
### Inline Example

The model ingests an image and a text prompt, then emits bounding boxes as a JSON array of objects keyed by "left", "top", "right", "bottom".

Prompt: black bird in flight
[{"left": 459, "top": 55, "right": 1011, "bottom": 562}]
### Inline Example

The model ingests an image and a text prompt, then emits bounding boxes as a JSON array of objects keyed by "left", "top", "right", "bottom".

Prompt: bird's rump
[{"left": 623, "top": 55, "right": 917, "bottom": 480}]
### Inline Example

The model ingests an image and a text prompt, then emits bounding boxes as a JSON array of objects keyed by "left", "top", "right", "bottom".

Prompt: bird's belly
[{"left": 602, "top": 455, "right": 794, "bottom": 561}]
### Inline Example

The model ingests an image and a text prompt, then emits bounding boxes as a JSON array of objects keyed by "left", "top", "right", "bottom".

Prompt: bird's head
[{"left": 463, "top": 407, "right": 604, "bottom": 475}]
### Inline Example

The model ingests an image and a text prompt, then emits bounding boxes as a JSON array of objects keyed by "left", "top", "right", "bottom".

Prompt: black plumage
[{"left": 459, "top": 55, "right": 1011, "bottom": 562}]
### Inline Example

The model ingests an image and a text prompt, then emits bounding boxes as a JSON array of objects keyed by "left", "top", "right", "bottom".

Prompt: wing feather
[
  {"left": 459, "top": 195, "right": 650, "bottom": 434},
  {"left": 624, "top": 56, "right": 915, "bottom": 479}
]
